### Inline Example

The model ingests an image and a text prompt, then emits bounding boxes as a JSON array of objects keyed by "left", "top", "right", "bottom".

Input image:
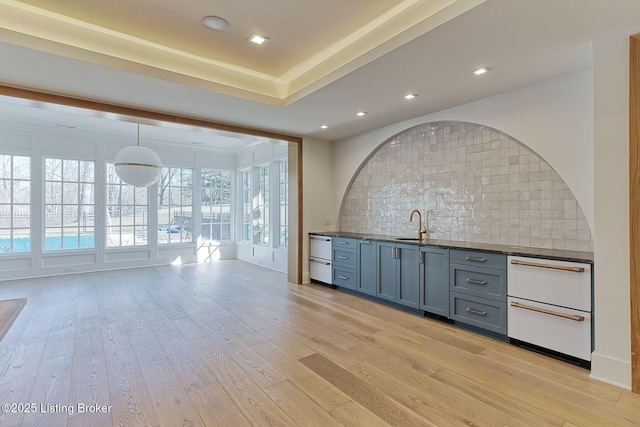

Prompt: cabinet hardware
[
  {"left": 510, "top": 259, "right": 585, "bottom": 273},
  {"left": 419, "top": 252, "right": 425, "bottom": 264},
  {"left": 392, "top": 247, "right": 397, "bottom": 259},
  {"left": 466, "top": 307, "right": 487, "bottom": 316},
  {"left": 338, "top": 275, "right": 349, "bottom": 280},
  {"left": 337, "top": 241, "right": 348, "bottom": 245},
  {"left": 310, "top": 236, "right": 331, "bottom": 241},
  {"left": 466, "top": 278, "right": 487, "bottom": 285},
  {"left": 510, "top": 301, "right": 585, "bottom": 321},
  {"left": 310, "top": 259, "right": 330, "bottom": 265},
  {"left": 465, "top": 256, "right": 486, "bottom": 262},
  {"left": 396, "top": 247, "right": 400, "bottom": 258},
  {"left": 361, "top": 241, "right": 372, "bottom": 244},
  {"left": 338, "top": 255, "right": 349, "bottom": 260}
]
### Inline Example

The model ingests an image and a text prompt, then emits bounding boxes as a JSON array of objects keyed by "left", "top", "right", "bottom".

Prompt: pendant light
[{"left": 114, "top": 124, "right": 162, "bottom": 187}]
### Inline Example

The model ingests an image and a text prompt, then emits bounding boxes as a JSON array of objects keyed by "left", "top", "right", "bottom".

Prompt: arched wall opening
[{"left": 337, "top": 120, "right": 592, "bottom": 252}]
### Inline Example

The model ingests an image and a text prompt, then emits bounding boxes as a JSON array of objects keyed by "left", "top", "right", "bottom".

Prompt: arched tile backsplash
[{"left": 338, "top": 121, "right": 593, "bottom": 252}]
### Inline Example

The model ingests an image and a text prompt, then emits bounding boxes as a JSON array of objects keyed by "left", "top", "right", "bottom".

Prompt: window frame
[
  {"left": 0, "top": 154, "right": 31, "bottom": 254},
  {"left": 157, "top": 166, "right": 194, "bottom": 245},
  {"left": 200, "top": 168, "right": 233, "bottom": 242},
  {"left": 43, "top": 157, "right": 95, "bottom": 251},
  {"left": 105, "top": 162, "right": 149, "bottom": 248}
]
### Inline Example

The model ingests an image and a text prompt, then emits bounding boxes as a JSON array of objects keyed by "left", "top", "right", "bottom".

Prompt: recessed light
[
  {"left": 356, "top": 111, "right": 367, "bottom": 116},
  {"left": 249, "top": 34, "right": 269, "bottom": 45},
  {"left": 473, "top": 67, "right": 490, "bottom": 75},
  {"left": 202, "top": 16, "right": 230, "bottom": 31},
  {"left": 404, "top": 94, "right": 417, "bottom": 100},
  {"left": 320, "top": 125, "right": 330, "bottom": 129}
]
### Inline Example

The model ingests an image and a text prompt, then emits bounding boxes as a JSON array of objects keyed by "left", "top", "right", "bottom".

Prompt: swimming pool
[{"left": 0, "top": 235, "right": 95, "bottom": 253}]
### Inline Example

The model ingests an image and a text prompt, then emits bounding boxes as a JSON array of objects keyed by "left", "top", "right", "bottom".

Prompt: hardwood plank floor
[{"left": 0, "top": 259, "right": 638, "bottom": 426}]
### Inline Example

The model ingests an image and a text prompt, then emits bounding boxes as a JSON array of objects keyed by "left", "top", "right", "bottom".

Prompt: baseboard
[{"left": 589, "top": 352, "right": 631, "bottom": 390}]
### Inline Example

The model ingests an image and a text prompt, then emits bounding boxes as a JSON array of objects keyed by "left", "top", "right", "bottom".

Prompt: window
[
  {"left": 201, "top": 169, "right": 232, "bottom": 241},
  {"left": 278, "top": 161, "right": 288, "bottom": 247},
  {"left": 0, "top": 154, "right": 30, "bottom": 253},
  {"left": 44, "top": 158, "right": 95, "bottom": 250},
  {"left": 157, "top": 167, "right": 192, "bottom": 244},
  {"left": 239, "top": 169, "right": 251, "bottom": 241},
  {"left": 254, "top": 164, "right": 269, "bottom": 245},
  {"left": 106, "top": 163, "right": 148, "bottom": 247}
]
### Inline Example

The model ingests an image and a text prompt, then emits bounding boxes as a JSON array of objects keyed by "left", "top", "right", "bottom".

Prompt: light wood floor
[{"left": 0, "top": 260, "right": 638, "bottom": 426}]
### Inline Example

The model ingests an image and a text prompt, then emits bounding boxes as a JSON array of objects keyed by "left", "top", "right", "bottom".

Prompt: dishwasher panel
[{"left": 508, "top": 297, "right": 591, "bottom": 360}]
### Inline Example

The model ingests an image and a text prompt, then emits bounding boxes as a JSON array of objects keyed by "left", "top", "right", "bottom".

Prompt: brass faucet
[{"left": 409, "top": 209, "right": 426, "bottom": 240}]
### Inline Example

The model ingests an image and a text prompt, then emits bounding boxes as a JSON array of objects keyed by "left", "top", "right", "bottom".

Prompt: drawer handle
[
  {"left": 361, "top": 241, "right": 372, "bottom": 244},
  {"left": 466, "top": 307, "right": 487, "bottom": 316},
  {"left": 510, "top": 301, "right": 585, "bottom": 322},
  {"left": 310, "top": 259, "right": 330, "bottom": 265},
  {"left": 466, "top": 278, "right": 487, "bottom": 285},
  {"left": 338, "top": 275, "right": 349, "bottom": 280},
  {"left": 510, "top": 259, "right": 585, "bottom": 273},
  {"left": 310, "top": 236, "right": 331, "bottom": 241},
  {"left": 466, "top": 256, "right": 486, "bottom": 262},
  {"left": 337, "top": 241, "right": 349, "bottom": 245},
  {"left": 338, "top": 255, "right": 349, "bottom": 260}
]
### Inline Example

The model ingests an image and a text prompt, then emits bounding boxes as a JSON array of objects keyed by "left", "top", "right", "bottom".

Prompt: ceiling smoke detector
[{"left": 202, "top": 16, "right": 230, "bottom": 31}]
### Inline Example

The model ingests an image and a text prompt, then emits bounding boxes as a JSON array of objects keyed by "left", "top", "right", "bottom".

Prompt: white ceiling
[{"left": 0, "top": 0, "right": 639, "bottom": 146}]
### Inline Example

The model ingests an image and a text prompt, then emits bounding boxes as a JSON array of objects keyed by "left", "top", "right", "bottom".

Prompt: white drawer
[
  {"left": 309, "top": 235, "right": 332, "bottom": 260},
  {"left": 508, "top": 297, "right": 591, "bottom": 361},
  {"left": 507, "top": 256, "right": 591, "bottom": 311},
  {"left": 310, "top": 257, "right": 332, "bottom": 284}
]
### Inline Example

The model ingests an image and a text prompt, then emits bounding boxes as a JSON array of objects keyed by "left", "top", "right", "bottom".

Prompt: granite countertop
[{"left": 309, "top": 231, "right": 594, "bottom": 264}]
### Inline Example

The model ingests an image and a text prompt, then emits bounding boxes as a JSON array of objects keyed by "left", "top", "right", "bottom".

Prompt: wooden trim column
[{"left": 630, "top": 34, "right": 640, "bottom": 393}]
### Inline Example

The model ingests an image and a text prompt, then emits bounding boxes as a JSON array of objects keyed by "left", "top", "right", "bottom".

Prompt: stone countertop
[{"left": 309, "top": 231, "right": 594, "bottom": 264}]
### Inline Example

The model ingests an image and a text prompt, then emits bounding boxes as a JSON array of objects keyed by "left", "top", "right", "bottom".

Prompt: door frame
[{"left": 629, "top": 33, "right": 640, "bottom": 393}]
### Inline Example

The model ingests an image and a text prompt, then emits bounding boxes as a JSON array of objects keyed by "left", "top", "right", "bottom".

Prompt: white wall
[
  {"left": 589, "top": 25, "right": 640, "bottom": 389},
  {"left": 333, "top": 70, "right": 595, "bottom": 231},
  {"left": 301, "top": 137, "right": 334, "bottom": 283}
]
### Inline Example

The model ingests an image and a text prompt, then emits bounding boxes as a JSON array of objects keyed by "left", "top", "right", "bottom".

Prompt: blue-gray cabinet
[
  {"left": 357, "top": 239, "right": 377, "bottom": 295},
  {"left": 449, "top": 249, "right": 507, "bottom": 335},
  {"left": 419, "top": 246, "right": 450, "bottom": 316},
  {"left": 332, "top": 237, "right": 358, "bottom": 290},
  {"left": 377, "top": 242, "right": 420, "bottom": 309}
]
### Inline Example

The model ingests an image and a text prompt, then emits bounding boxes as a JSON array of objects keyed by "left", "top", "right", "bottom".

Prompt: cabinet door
[
  {"left": 397, "top": 244, "right": 420, "bottom": 309},
  {"left": 377, "top": 242, "right": 397, "bottom": 302},
  {"left": 420, "top": 247, "right": 450, "bottom": 316},
  {"left": 358, "top": 240, "right": 377, "bottom": 295}
]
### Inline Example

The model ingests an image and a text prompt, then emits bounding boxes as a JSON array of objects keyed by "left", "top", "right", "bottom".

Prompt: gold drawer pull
[
  {"left": 466, "top": 256, "right": 486, "bottom": 262},
  {"left": 338, "top": 275, "right": 349, "bottom": 280},
  {"left": 466, "top": 307, "right": 487, "bottom": 316},
  {"left": 510, "top": 259, "right": 585, "bottom": 273},
  {"left": 510, "top": 301, "right": 585, "bottom": 322},
  {"left": 466, "top": 278, "right": 487, "bottom": 285}
]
